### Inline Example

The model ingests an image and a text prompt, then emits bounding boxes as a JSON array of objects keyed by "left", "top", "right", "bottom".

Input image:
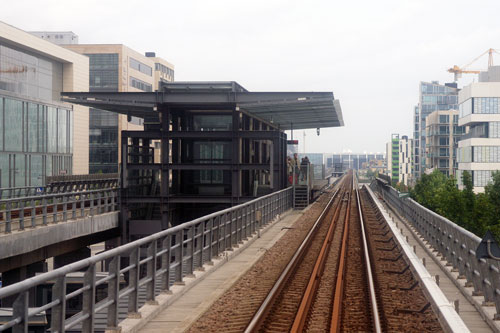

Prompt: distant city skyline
[{"left": 2, "top": 0, "right": 499, "bottom": 153}]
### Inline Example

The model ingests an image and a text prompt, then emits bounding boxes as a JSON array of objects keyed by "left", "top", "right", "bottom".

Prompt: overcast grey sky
[{"left": 2, "top": 0, "right": 499, "bottom": 154}]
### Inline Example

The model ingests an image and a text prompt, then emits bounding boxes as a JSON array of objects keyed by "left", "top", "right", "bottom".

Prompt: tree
[
  {"left": 461, "top": 171, "right": 475, "bottom": 230},
  {"left": 411, "top": 170, "right": 447, "bottom": 212},
  {"left": 436, "top": 176, "right": 465, "bottom": 226},
  {"left": 483, "top": 171, "right": 500, "bottom": 242}
]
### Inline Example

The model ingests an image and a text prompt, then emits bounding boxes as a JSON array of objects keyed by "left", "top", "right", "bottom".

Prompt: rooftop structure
[
  {"left": 29, "top": 31, "right": 78, "bottom": 45},
  {"left": 62, "top": 81, "right": 343, "bottom": 240}
]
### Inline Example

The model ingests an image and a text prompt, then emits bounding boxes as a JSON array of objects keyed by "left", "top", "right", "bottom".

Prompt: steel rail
[
  {"left": 290, "top": 176, "right": 349, "bottom": 332},
  {"left": 244, "top": 178, "right": 345, "bottom": 333},
  {"left": 330, "top": 172, "right": 353, "bottom": 332},
  {"left": 355, "top": 176, "right": 382, "bottom": 333}
]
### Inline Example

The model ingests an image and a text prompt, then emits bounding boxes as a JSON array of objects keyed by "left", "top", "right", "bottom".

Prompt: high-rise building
[
  {"left": 386, "top": 134, "right": 400, "bottom": 184},
  {"left": 413, "top": 81, "right": 459, "bottom": 179},
  {"left": 0, "top": 22, "right": 89, "bottom": 187},
  {"left": 399, "top": 135, "right": 413, "bottom": 186},
  {"left": 457, "top": 66, "right": 500, "bottom": 192},
  {"left": 425, "top": 109, "right": 464, "bottom": 177},
  {"left": 61, "top": 44, "right": 174, "bottom": 173},
  {"left": 386, "top": 134, "right": 412, "bottom": 186}
]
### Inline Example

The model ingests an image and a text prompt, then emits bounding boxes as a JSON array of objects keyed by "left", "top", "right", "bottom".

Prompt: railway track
[
  {"left": 189, "top": 171, "right": 443, "bottom": 332},
  {"left": 244, "top": 171, "right": 442, "bottom": 332}
]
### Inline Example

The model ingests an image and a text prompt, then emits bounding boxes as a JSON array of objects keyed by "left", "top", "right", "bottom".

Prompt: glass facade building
[
  {"left": 425, "top": 110, "right": 464, "bottom": 177},
  {"left": 87, "top": 53, "right": 120, "bottom": 174},
  {"left": 61, "top": 44, "right": 175, "bottom": 174},
  {"left": 0, "top": 42, "right": 73, "bottom": 187},
  {"left": 413, "top": 81, "right": 458, "bottom": 179}
]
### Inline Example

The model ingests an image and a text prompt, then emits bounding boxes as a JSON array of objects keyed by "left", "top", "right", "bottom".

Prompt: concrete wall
[{"left": 0, "top": 211, "right": 118, "bottom": 261}]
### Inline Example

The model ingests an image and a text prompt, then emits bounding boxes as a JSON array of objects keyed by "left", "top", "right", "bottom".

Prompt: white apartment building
[
  {"left": 457, "top": 66, "right": 500, "bottom": 192},
  {"left": 399, "top": 135, "right": 413, "bottom": 186}
]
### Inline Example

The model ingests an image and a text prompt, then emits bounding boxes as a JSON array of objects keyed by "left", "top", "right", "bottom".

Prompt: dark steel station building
[{"left": 62, "top": 81, "right": 343, "bottom": 243}]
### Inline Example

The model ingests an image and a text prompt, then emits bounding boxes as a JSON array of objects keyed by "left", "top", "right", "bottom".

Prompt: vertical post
[
  {"left": 52, "top": 196, "right": 58, "bottom": 223},
  {"left": 80, "top": 193, "right": 85, "bottom": 218},
  {"left": 71, "top": 194, "right": 76, "bottom": 219},
  {"left": 189, "top": 226, "right": 195, "bottom": 275},
  {"left": 128, "top": 247, "right": 141, "bottom": 317},
  {"left": 176, "top": 230, "right": 184, "bottom": 283},
  {"left": 6, "top": 201, "right": 12, "bottom": 233},
  {"left": 96, "top": 191, "right": 102, "bottom": 215},
  {"left": 30, "top": 198, "right": 35, "bottom": 228},
  {"left": 12, "top": 292, "right": 29, "bottom": 333},
  {"left": 107, "top": 256, "right": 120, "bottom": 330},
  {"left": 62, "top": 195, "right": 67, "bottom": 222},
  {"left": 232, "top": 107, "right": 240, "bottom": 204},
  {"left": 146, "top": 241, "right": 157, "bottom": 303},
  {"left": 19, "top": 200, "right": 24, "bottom": 230},
  {"left": 51, "top": 276, "right": 67, "bottom": 333},
  {"left": 160, "top": 106, "right": 170, "bottom": 231},
  {"left": 200, "top": 220, "right": 206, "bottom": 266},
  {"left": 82, "top": 263, "right": 96, "bottom": 332},
  {"left": 89, "top": 192, "right": 94, "bottom": 216},
  {"left": 161, "top": 235, "right": 171, "bottom": 292}
]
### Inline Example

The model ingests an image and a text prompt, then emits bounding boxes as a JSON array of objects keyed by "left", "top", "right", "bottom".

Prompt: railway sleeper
[
  {"left": 397, "top": 302, "right": 432, "bottom": 314},
  {"left": 379, "top": 253, "right": 403, "bottom": 262},
  {"left": 383, "top": 264, "right": 410, "bottom": 274}
]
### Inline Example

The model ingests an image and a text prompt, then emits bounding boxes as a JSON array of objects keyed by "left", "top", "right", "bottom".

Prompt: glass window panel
[
  {"left": 14, "top": 154, "right": 25, "bottom": 187},
  {"left": 193, "top": 115, "right": 232, "bottom": 131},
  {"left": 47, "top": 106, "right": 57, "bottom": 153},
  {"left": 58, "top": 108, "right": 67, "bottom": 153},
  {"left": 28, "top": 103, "right": 38, "bottom": 152},
  {"left": 0, "top": 154, "right": 8, "bottom": 187},
  {"left": 4, "top": 98, "right": 23, "bottom": 152}
]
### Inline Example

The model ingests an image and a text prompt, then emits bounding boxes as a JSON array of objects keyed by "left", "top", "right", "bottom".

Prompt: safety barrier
[
  {"left": 0, "top": 188, "right": 119, "bottom": 234},
  {"left": 372, "top": 179, "right": 500, "bottom": 319},
  {"left": 0, "top": 186, "right": 293, "bottom": 332}
]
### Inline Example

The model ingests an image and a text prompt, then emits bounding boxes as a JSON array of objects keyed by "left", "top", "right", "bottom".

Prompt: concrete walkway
[
  {"left": 382, "top": 201, "right": 496, "bottom": 333},
  {"left": 135, "top": 209, "right": 305, "bottom": 333}
]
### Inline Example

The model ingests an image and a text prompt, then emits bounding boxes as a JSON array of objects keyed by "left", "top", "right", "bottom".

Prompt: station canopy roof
[{"left": 61, "top": 81, "right": 343, "bottom": 130}]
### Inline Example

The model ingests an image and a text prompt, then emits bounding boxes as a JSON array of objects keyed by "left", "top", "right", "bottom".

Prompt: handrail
[
  {"left": 372, "top": 179, "right": 500, "bottom": 320},
  {"left": 0, "top": 186, "right": 293, "bottom": 332}
]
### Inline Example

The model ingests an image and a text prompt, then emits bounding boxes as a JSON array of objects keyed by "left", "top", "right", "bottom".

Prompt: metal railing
[
  {"left": 0, "top": 186, "right": 293, "bottom": 332},
  {"left": 372, "top": 179, "right": 500, "bottom": 319},
  {"left": 0, "top": 188, "right": 119, "bottom": 234},
  {"left": 0, "top": 174, "right": 119, "bottom": 200}
]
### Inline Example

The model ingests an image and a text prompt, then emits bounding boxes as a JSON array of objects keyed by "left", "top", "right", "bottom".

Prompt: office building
[
  {"left": 62, "top": 44, "right": 174, "bottom": 173},
  {"left": 0, "top": 21, "right": 89, "bottom": 187},
  {"left": 457, "top": 66, "right": 500, "bottom": 192},
  {"left": 425, "top": 110, "right": 464, "bottom": 177},
  {"left": 413, "top": 81, "right": 458, "bottom": 179}
]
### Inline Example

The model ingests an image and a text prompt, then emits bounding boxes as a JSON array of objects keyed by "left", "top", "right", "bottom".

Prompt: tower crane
[{"left": 448, "top": 48, "right": 500, "bottom": 81}]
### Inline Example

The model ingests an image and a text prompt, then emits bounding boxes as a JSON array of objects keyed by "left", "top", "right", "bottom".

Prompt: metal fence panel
[
  {"left": 0, "top": 187, "right": 293, "bottom": 332},
  {"left": 372, "top": 179, "right": 500, "bottom": 318}
]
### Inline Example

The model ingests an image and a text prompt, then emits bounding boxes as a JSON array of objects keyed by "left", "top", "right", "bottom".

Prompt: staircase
[{"left": 294, "top": 185, "right": 309, "bottom": 209}]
